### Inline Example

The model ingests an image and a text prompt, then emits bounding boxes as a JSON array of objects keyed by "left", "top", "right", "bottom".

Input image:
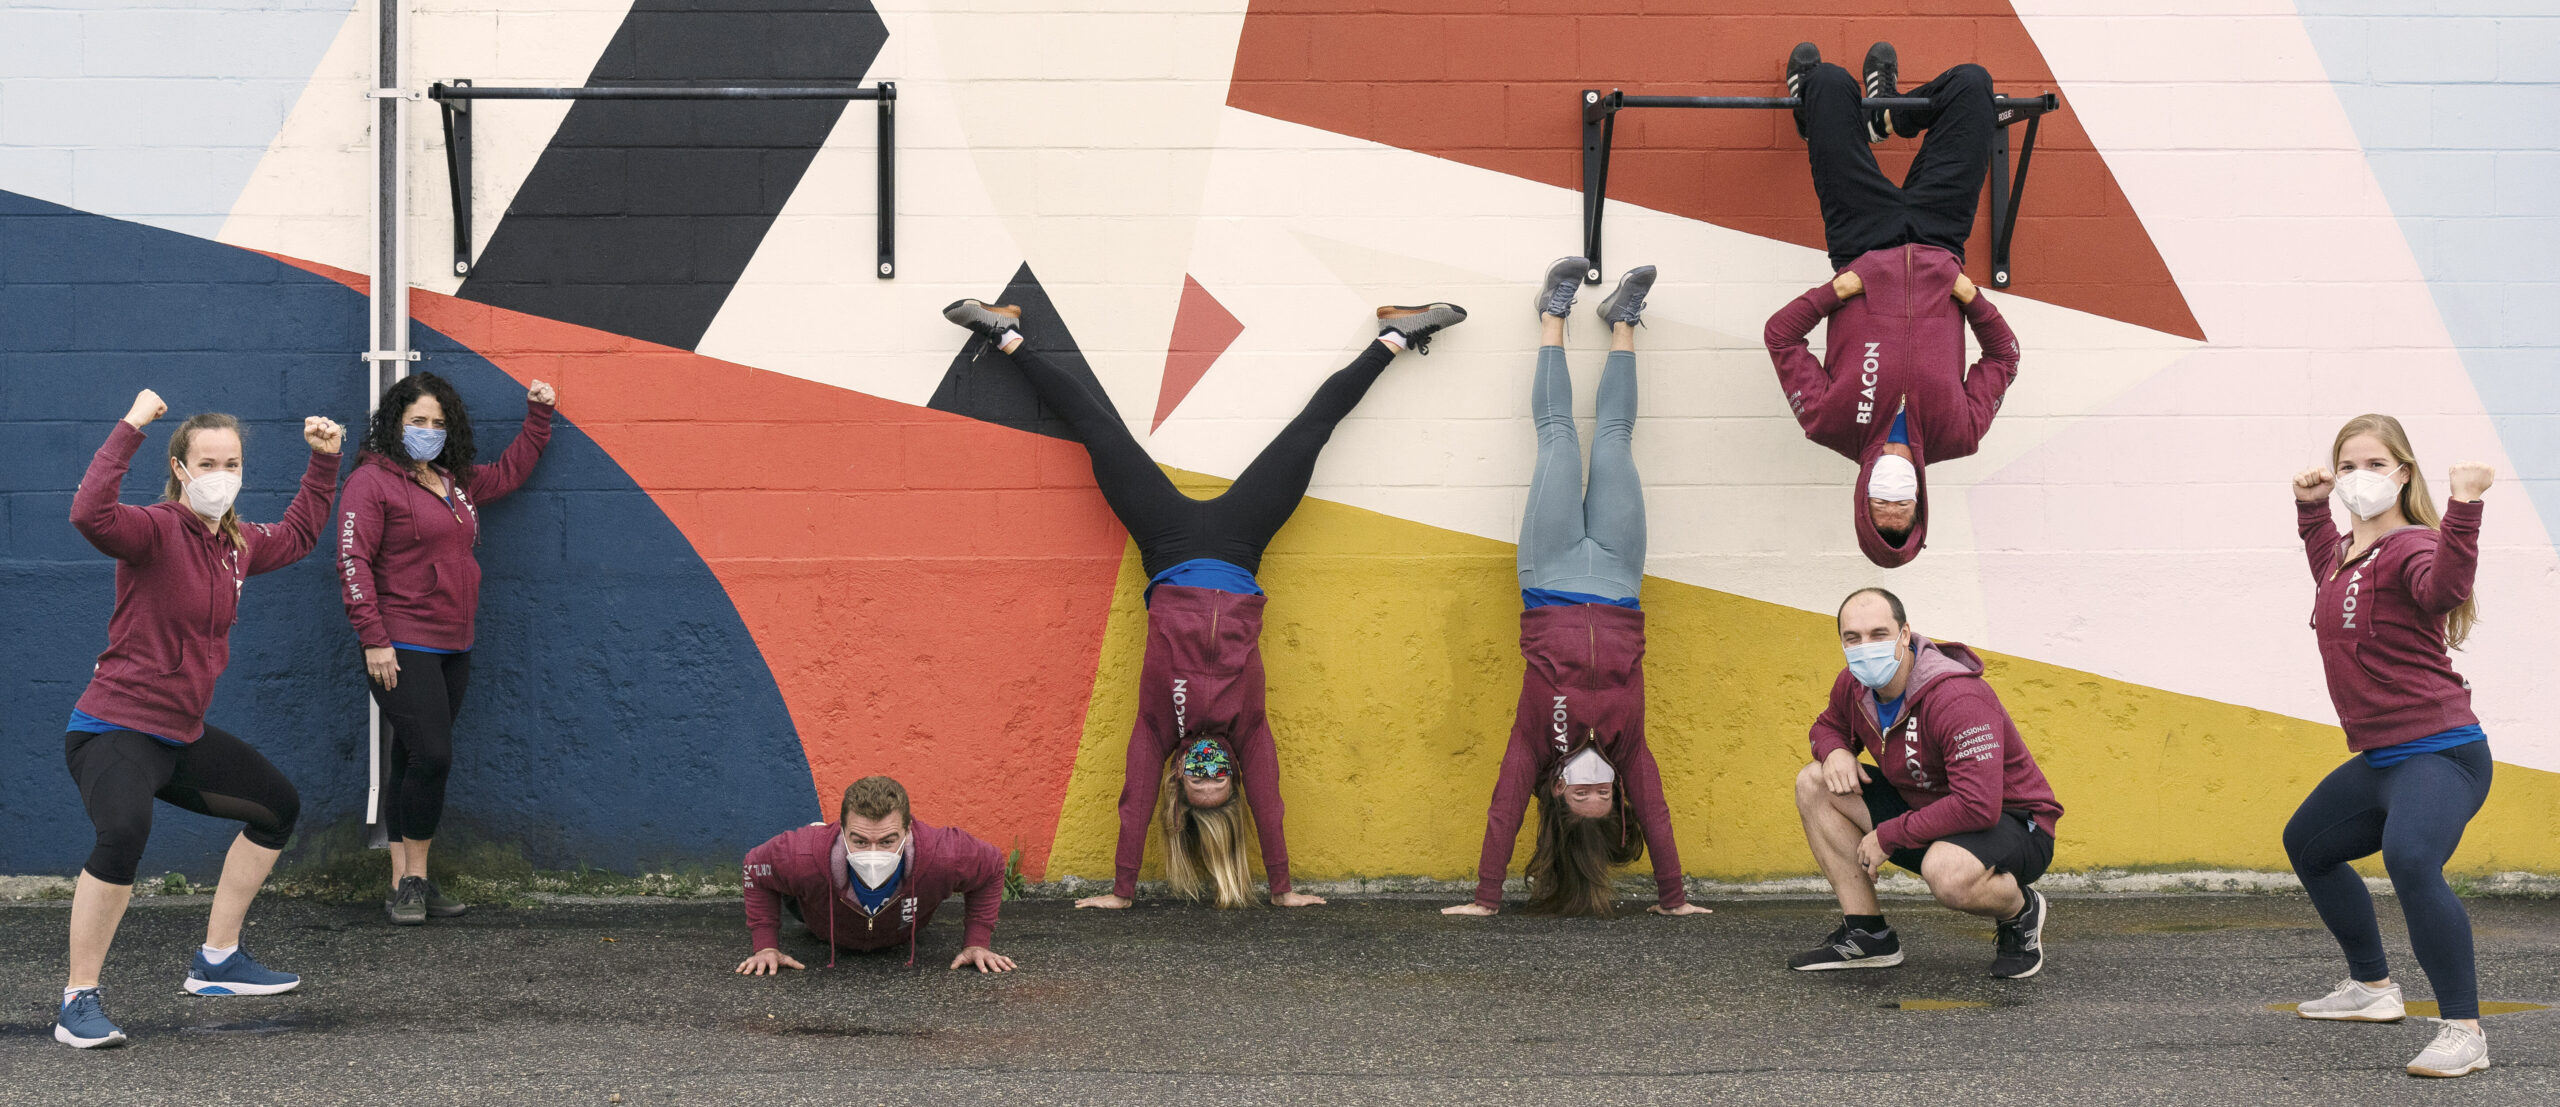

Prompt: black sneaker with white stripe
[
  {"left": 1990, "top": 887, "right": 2048, "bottom": 979},
  {"left": 1787, "top": 923, "right": 1903, "bottom": 971},
  {"left": 1785, "top": 42, "right": 1822, "bottom": 140},
  {"left": 1862, "top": 41, "right": 1901, "bottom": 144}
]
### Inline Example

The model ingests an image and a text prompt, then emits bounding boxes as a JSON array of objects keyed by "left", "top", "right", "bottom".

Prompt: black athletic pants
[
  {"left": 2284, "top": 741, "right": 2493, "bottom": 1022},
  {"left": 1005, "top": 341, "right": 1399, "bottom": 578},
  {"left": 370, "top": 649, "right": 473, "bottom": 842},
  {"left": 1800, "top": 61, "right": 1997, "bottom": 269},
  {"left": 66, "top": 726, "right": 300, "bottom": 886}
]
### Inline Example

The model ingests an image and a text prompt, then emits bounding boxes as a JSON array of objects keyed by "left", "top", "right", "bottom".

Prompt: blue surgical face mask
[
  {"left": 402, "top": 425, "right": 447, "bottom": 461},
  {"left": 1845, "top": 638, "right": 1902, "bottom": 690}
]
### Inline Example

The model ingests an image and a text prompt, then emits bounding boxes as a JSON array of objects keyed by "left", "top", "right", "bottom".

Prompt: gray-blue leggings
[
  {"left": 2282, "top": 741, "right": 2493, "bottom": 1021},
  {"left": 1518, "top": 347, "right": 1642, "bottom": 598}
]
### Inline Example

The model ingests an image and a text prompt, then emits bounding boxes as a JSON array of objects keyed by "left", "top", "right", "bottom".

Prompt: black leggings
[
  {"left": 65, "top": 726, "right": 300, "bottom": 886},
  {"left": 2284, "top": 741, "right": 2494, "bottom": 1021},
  {"left": 1801, "top": 61, "right": 1996, "bottom": 269},
  {"left": 372, "top": 649, "right": 473, "bottom": 841},
  {"left": 1005, "top": 341, "right": 1398, "bottom": 578}
]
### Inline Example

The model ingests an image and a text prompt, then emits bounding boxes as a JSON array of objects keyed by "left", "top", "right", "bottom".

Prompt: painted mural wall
[{"left": 3, "top": 0, "right": 2555, "bottom": 883}]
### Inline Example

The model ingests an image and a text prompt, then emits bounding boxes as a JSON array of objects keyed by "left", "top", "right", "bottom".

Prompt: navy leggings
[{"left": 2282, "top": 741, "right": 2493, "bottom": 1020}]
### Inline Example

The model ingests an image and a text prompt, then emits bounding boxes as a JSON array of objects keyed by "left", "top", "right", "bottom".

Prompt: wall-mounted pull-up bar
[
  {"left": 1579, "top": 88, "right": 2060, "bottom": 288},
  {"left": 427, "top": 80, "right": 897, "bottom": 280}
]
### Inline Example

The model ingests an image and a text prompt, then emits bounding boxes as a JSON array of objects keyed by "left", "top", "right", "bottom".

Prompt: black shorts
[{"left": 1860, "top": 775, "right": 2054, "bottom": 885}]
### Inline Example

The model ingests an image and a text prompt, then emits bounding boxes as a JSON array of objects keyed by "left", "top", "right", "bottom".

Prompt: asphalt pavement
[{"left": 5, "top": 892, "right": 2557, "bottom": 1105}]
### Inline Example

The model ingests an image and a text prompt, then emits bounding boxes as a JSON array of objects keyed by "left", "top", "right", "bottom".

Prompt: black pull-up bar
[
  {"left": 1579, "top": 88, "right": 2060, "bottom": 288},
  {"left": 428, "top": 79, "right": 897, "bottom": 280}
]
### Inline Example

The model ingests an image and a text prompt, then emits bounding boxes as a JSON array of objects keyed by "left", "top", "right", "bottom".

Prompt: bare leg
[
  {"left": 65, "top": 872, "right": 135, "bottom": 989},
  {"left": 205, "top": 833, "right": 282, "bottom": 949},
  {"left": 1794, "top": 763, "right": 1880, "bottom": 916},
  {"left": 1919, "top": 841, "right": 2025, "bottom": 919}
]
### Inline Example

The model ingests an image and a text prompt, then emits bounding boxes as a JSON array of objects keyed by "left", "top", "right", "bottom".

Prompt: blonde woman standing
[{"left": 2284, "top": 414, "right": 2497, "bottom": 1078}]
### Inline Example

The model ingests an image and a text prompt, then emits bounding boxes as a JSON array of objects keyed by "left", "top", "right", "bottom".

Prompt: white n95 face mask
[
  {"left": 848, "top": 849, "right": 900, "bottom": 888},
  {"left": 183, "top": 471, "right": 241, "bottom": 519},
  {"left": 1868, "top": 453, "right": 1918, "bottom": 502},
  {"left": 2335, "top": 466, "right": 2404, "bottom": 521},
  {"left": 1560, "top": 746, "right": 1616, "bottom": 786}
]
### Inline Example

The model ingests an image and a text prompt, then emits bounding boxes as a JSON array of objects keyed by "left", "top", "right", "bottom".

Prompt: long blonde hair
[
  {"left": 162, "top": 413, "right": 246, "bottom": 550},
  {"left": 2332, "top": 414, "right": 2477, "bottom": 648},
  {"left": 1155, "top": 753, "right": 1260, "bottom": 908}
]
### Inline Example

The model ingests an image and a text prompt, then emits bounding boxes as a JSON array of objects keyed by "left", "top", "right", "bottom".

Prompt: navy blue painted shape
[{"left": 0, "top": 191, "right": 814, "bottom": 878}]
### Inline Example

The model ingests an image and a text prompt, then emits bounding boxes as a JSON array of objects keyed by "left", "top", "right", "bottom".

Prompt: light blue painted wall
[
  {"left": 2302, "top": 4, "right": 2560, "bottom": 546},
  {"left": 0, "top": 0, "right": 354, "bottom": 239}
]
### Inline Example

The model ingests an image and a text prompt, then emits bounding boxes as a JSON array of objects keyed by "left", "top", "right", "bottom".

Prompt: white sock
[
  {"left": 997, "top": 330, "right": 1023, "bottom": 354},
  {"left": 1377, "top": 329, "right": 1408, "bottom": 351},
  {"left": 201, "top": 943, "right": 237, "bottom": 965},
  {"left": 64, "top": 986, "right": 91, "bottom": 1006}
]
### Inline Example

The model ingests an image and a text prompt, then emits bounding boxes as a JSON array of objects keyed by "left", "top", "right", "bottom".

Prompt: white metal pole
[{"left": 364, "top": 0, "right": 413, "bottom": 849}]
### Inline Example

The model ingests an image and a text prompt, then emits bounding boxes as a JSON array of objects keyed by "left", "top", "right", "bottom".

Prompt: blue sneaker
[
  {"left": 183, "top": 946, "right": 300, "bottom": 996},
  {"left": 55, "top": 986, "right": 127, "bottom": 1049}
]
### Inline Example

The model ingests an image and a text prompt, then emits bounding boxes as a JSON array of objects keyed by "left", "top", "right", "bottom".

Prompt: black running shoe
[
  {"left": 1990, "top": 887, "right": 2048, "bottom": 979},
  {"left": 942, "top": 298, "right": 1024, "bottom": 339},
  {"left": 1862, "top": 41, "right": 1900, "bottom": 144},
  {"left": 1377, "top": 303, "right": 1467, "bottom": 354},
  {"left": 1788, "top": 923, "right": 1903, "bottom": 971},
  {"left": 1785, "top": 42, "right": 1823, "bottom": 139}
]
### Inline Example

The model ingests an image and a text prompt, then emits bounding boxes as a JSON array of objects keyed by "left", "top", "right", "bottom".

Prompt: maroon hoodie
[
  {"left": 1764, "top": 244, "right": 2021, "bottom": 566},
  {"left": 2298, "top": 498, "right": 2483, "bottom": 750},
  {"left": 335, "top": 403, "right": 552, "bottom": 650},
  {"left": 70, "top": 421, "right": 341, "bottom": 743},
  {"left": 1807, "top": 634, "right": 2062, "bottom": 855},
  {"left": 1110, "top": 585, "right": 1292, "bottom": 899},
  {"left": 740, "top": 819, "right": 1005, "bottom": 964},
  {"left": 1472, "top": 604, "right": 1686, "bottom": 910}
]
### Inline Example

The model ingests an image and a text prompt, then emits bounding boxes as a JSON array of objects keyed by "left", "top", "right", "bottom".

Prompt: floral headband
[{"left": 1179, "top": 738, "right": 1233, "bottom": 780}]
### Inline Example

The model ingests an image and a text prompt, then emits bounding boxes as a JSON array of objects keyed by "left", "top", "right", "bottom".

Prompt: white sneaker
[
  {"left": 2296, "top": 978, "right": 2404, "bottom": 1022},
  {"left": 2407, "top": 1021, "right": 2489, "bottom": 1078}
]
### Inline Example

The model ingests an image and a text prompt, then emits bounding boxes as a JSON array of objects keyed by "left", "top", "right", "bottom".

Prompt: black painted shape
[
  {"left": 455, "top": 0, "right": 888, "bottom": 351},
  {"left": 926, "top": 262, "right": 1105, "bottom": 442}
]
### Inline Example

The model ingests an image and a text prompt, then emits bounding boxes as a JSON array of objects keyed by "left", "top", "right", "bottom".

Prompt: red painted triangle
[{"left": 1153, "top": 275, "right": 1246, "bottom": 431}]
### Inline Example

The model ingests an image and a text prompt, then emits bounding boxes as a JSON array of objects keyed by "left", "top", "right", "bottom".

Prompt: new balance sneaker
[
  {"left": 1376, "top": 303, "right": 1468, "bottom": 354},
  {"left": 1862, "top": 41, "right": 1901, "bottom": 144},
  {"left": 2408, "top": 1020, "right": 2490, "bottom": 1078},
  {"left": 1785, "top": 42, "right": 1823, "bottom": 139},
  {"left": 54, "top": 987, "right": 126, "bottom": 1049},
  {"left": 2296, "top": 978, "right": 2405, "bottom": 1022},
  {"left": 183, "top": 946, "right": 300, "bottom": 996},
  {"left": 1595, "top": 266, "right": 1656, "bottom": 327},
  {"left": 942, "top": 299, "right": 1024, "bottom": 341},
  {"left": 1535, "top": 256, "right": 1588, "bottom": 319},
  {"left": 386, "top": 876, "right": 426, "bottom": 926},
  {"left": 1787, "top": 923, "right": 1903, "bottom": 970},
  {"left": 1989, "top": 887, "right": 2048, "bottom": 979},
  {"left": 418, "top": 877, "right": 468, "bottom": 919}
]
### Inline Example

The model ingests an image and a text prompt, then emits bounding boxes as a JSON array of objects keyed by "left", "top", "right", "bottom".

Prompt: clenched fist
[
  {"left": 1831, "top": 269, "right": 1864, "bottom": 300},
  {"left": 2293, "top": 466, "right": 2336, "bottom": 504},
  {"left": 528, "top": 379, "right": 557, "bottom": 406},
  {"left": 1953, "top": 273, "right": 1978, "bottom": 305},
  {"left": 124, "top": 389, "right": 167, "bottom": 429},
  {"left": 2448, "top": 461, "right": 2493, "bottom": 503},
  {"left": 304, "top": 416, "right": 345, "bottom": 455}
]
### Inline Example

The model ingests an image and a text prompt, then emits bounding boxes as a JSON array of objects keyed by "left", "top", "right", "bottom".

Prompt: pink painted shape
[{"left": 1153, "top": 275, "right": 1245, "bottom": 431}]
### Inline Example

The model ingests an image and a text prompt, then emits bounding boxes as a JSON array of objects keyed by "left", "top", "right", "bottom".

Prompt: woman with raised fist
[
  {"left": 2283, "top": 413, "right": 2499, "bottom": 1079},
  {"left": 54, "top": 390, "right": 343, "bottom": 1050},
  {"left": 337, "top": 371, "right": 555, "bottom": 926}
]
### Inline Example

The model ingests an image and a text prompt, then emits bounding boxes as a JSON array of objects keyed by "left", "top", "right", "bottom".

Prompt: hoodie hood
[
  {"left": 1898, "top": 633, "right": 1983, "bottom": 707},
  {"left": 1854, "top": 442, "right": 1929, "bottom": 568}
]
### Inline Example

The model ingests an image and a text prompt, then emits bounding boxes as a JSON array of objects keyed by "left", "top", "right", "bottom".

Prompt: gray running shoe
[
  {"left": 418, "top": 877, "right": 469, "bottom": 919},
  {"left": 386, "top": 876, "right": 426, "bottom": 927},
  {"left": 1787, "top": 923, "right": 1902, "bottom": 971},
  {"left": 1535, "top": 256, "right": 1588, "bottom": 319},
  {"left": 1595, "top": 266, "right": 1656, "bottom": 327},
  {"left": 2408, "top": 1020, "right": 2489, "bottom": 1078},
  {"left": 942, "top": 299, "right": 1024, "bottom": 339},
  {"left": 2297, "top": 978, "right": 2405, "bottom": 1022},
  {"left": 1376, "top": 303, "right": 1468, "bottom": 354}
]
